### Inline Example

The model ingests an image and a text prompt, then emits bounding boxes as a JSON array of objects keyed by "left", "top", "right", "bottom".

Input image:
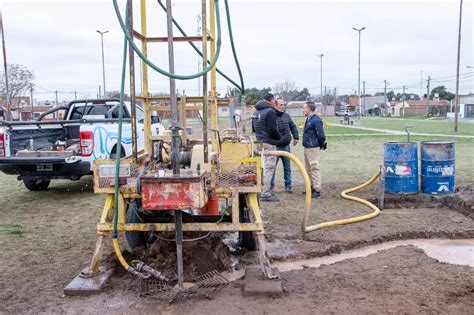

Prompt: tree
[
  {"left": 240, "top": 87, "right": 272, "bottom": 105},
  {"left": 430, "top": 85, "right": 455, "bottom": 101},
  {"left": 273, "top": 81, "right": 312, "bottom": 102},
  {"left": 273, "top": 80, "right": 296, "bottom": 101},
  {"left": 293, "top": 87, "right": 311, "bottom": 101},
  {"left": 0, "top": 64, "right": 35, "bottom": 107},
  {"left": 395, "top": 93, "right": 420, "bottom": 101},
  {"left": 105, "top": 90, "right": 131, "bottom": 101}
]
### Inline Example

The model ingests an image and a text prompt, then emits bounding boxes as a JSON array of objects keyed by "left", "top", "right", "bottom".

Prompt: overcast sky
[{"left": 3, "top": 0, "right": 473, "bottom": 102}]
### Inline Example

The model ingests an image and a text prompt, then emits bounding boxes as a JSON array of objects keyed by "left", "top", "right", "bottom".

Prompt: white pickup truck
[{"left": 0, "top": 99, "right": 164, "bottom": 190}]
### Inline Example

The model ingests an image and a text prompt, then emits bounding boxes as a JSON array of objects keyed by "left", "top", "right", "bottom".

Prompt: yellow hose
[
  {"left": 267, "top": 151, "right": 312, "bottom": 233},
  {"left": 112, "top": 237, "right": 130, "bottom": 271},
  {"left": 268, "top": 151, "right": 381, "bottom": 233},
  {"left": 305, "top": 171, "right": 381, "bottom": 232}
]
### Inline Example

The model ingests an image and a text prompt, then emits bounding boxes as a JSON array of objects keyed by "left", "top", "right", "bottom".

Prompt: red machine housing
[{"left": 140, "top": 172, "right": 208, "bottom": 211}]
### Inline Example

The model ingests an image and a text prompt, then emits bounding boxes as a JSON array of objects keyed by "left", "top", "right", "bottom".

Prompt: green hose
[
  {"left": 112, "top": 0, "right": 222, "bottom": 80},
  {"left": 223, "top": 0, "right": 244, "bottom": 92},
  {"left": 113, "top": 4, "right": 129, "bottom": 238},
  {"left": 155, "top": 0, "right": 244, "bottom": 92}
]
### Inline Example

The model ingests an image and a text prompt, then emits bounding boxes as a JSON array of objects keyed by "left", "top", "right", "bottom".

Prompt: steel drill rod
[
  {"left": 166, "top": 0, "right": 180, "bottom": 175},
  {"left": 175, "top": 210, "right": 184, "bottom": 289}
]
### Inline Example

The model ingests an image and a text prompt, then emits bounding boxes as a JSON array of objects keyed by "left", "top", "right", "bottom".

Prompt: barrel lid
[
  {"left": 421, "top": 141, "right": 455, "bottom": 145},
  {"left": 383, "top": 141, "right": 417, "bottom": 145}
]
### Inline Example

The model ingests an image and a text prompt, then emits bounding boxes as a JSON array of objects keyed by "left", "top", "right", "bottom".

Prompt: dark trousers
[{"left": 270, "top": 145, "right": 291, "bottom": 189}]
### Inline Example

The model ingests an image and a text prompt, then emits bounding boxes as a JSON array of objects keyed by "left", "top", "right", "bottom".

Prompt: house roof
[
  {"left": 20, "top": 105, "right": 54, "bottom": 113},
  {"left": 407, "top": 99, "right": 450, "bottom": 107}
]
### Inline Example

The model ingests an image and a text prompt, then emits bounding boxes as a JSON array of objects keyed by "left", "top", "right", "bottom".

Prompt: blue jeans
[{"left": 270, "top": 145, "right": 291, "bottom": 189}]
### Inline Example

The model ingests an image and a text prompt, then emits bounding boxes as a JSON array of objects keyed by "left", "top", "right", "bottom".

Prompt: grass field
[
  {"left": 0, "top": 116, "right": 473, "bottom": 312},
  {"left": 323, "top": 116, "right": 474, "bottom": 136}
]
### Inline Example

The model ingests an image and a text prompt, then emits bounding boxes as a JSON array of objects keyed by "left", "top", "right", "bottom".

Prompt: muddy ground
[
  {"left": 35, "top": 246, "right": 474, "bottom": 314},
  {"left": 1, "top": 175, "right": 473, "bottom": 313}
]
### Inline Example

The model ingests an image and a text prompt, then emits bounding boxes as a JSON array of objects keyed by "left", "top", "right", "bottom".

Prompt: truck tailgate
[{"left": 0, "top": 156, "right": 91, "bottom": 179}]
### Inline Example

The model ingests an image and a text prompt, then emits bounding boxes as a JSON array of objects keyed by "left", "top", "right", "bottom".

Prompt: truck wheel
[
  {"left": 238, "top": 194, "right": 257, "bottom": 251},
  {"left": 110, "top": 145, "right": 126, "bottom": 160},
  {"left": 23, "top": 179, "right": 50, "bottom": 191},
  {"left": 125, "top": 201, "right": 146, "bottom": 251}
]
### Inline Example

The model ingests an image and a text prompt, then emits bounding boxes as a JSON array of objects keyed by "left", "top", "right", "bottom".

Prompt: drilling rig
[{"left": 65, "top": 0, "right": 278, "bottom": 296}]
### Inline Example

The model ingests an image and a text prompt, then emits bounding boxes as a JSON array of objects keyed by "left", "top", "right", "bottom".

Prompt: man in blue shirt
[{"left": 302, "top": 101, "right": 327, "bottom": 198}]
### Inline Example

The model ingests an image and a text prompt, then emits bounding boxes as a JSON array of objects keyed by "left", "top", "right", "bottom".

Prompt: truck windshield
[{"left": 69, "top": 104, "right": 130, "bottom": 120}]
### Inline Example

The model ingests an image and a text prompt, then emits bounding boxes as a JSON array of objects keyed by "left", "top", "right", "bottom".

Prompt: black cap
[{"left": 263, "top": 93, "right": 274, "bottom": 101}]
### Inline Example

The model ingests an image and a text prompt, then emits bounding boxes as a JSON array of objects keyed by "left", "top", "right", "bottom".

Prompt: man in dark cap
[{"left": 252, "top": 92, "right": 281, "bottom": 202}]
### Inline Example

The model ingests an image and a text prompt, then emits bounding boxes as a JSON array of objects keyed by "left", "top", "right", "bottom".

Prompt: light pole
[
  {"left": 353, "top": 27, "right": 366, "bottom": 120},
  {"left": 317, "top": 53, "right": 324, "bottom": 115},
  {"left": 96, "top": 30, "right": 109, "bottom": 98}
]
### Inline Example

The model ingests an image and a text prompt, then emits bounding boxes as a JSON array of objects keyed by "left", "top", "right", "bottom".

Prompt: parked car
[
  {"left": 335, "top": 110, "right": 356, "bottom": 117},
  {"left": 0, "top": 99, "right": 164, "bottom": 190}
]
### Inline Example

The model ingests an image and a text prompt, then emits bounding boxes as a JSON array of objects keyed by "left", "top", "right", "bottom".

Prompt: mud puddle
[{"left": 223, "top": 238, "right": 474, "bottom": 281}]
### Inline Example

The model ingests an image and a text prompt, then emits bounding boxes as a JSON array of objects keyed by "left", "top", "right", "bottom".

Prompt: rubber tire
[
  {"left": 238, "top": 194, "right": 257, "bottom": 251},
  {"left": 23, "top": 179, "right": 50, "bottom": 191},
  {"left": 125, "top": 201, "right": 146, "bottom": 251},
  {"left": 110, "top": 145, "right": 126, "bottom": 160}
]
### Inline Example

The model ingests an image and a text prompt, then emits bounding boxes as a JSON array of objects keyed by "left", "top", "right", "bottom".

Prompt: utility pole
[
  {"left": 96, "top": 30, "right": 109, "bottom": 97},
  {"left": 426, "top": 76, "right": 431, "bottom": 116},
  {"left": 98, "top": 85, "right": 101, "bottom": 100},
  {"left": 426, "top": 76, "right": 430, "bottom": 100},
  {"left": 454, "top": 0, "right": 463, "bottom": 133},
  {"left": 402, "top": 85, "right": 406, "bottom": 116},
  {"left": 420, "top": 70, "right": 423, "bottom": 100},
  {"left": 353, "top": 27, "right": 366, "bottom": 120},
  {"left": 383, "top": 80, "right": 387, "bottom": 105},
  {"left": 317, "top": 53, "right": 324, "bottom": 115},
  {"left": 30, "top": 84, "right": 34, "bottom": 120},
  {"left": 362, "top": 81, "right": 365, "bottom": 115},
  {"left": 0, "top": 9, "right": 11, "bottom": 120},
  {"left": 74, "top": 91, "right": 77, "bottom": 100}
]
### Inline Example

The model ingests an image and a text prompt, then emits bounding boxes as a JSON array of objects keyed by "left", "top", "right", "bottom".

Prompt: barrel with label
[
  {"left": 383, "top": 142, "right": 419, "bottom": 194},
  {"left": 420, "top": 141, "right": 455, "bottom": 194}
]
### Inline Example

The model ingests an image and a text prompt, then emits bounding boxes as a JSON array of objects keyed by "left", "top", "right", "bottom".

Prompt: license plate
[
  {"left": 98, "top": 164, "right": 131, "bottom": 178},
  {"left": 37, "top": 164, "right": 53, "bottom": 172}
]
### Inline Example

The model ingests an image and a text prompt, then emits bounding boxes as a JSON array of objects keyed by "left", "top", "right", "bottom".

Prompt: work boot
[
  {"left": 285, "top": 186, "right": 293, "bottom": 194},
  {"left": 260, "top": 194, "right": 279, "bottom": 202},
  {"left": 270, "top": 187, "right": 275, "bottom": 196},
  {"left": 302, "top": 188, "right": 316, "bottom": 195},
  {"left": 311, "top": 190, "right": 321, "bottom": 199}
]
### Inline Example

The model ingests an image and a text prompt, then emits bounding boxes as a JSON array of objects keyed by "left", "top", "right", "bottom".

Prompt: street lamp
[
  {"left": 317, "top": 53, "right": 324, "bottom": 115},
  {"left": 353, "top": 26, "right": 366, "bottom": 120},
  {"left": 96, "top": 30, "right": 109, "bottom": 98}
]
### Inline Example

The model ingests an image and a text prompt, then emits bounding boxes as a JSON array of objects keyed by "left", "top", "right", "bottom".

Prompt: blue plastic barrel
[
  {"left": 420, "top": 141, "right": 455, "bottom": 194},
  {"left": 384, "top": 142, "right": 419, "bottom": 194}
]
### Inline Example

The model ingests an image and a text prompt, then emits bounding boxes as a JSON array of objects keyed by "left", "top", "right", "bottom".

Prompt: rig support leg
[{"left": 246, "top": 193, "right": 278, "bottom": 279}]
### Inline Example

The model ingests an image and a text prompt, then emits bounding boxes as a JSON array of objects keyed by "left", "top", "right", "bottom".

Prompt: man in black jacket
[
  {"left": 252, "top": 93, "right": 281, "bottom": 202},
  {"left": 302, "top": 101, "right": 326, "bottom": 198},
  {"left": 270, "top": 99, "right": 299, "bottom": 193}
]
